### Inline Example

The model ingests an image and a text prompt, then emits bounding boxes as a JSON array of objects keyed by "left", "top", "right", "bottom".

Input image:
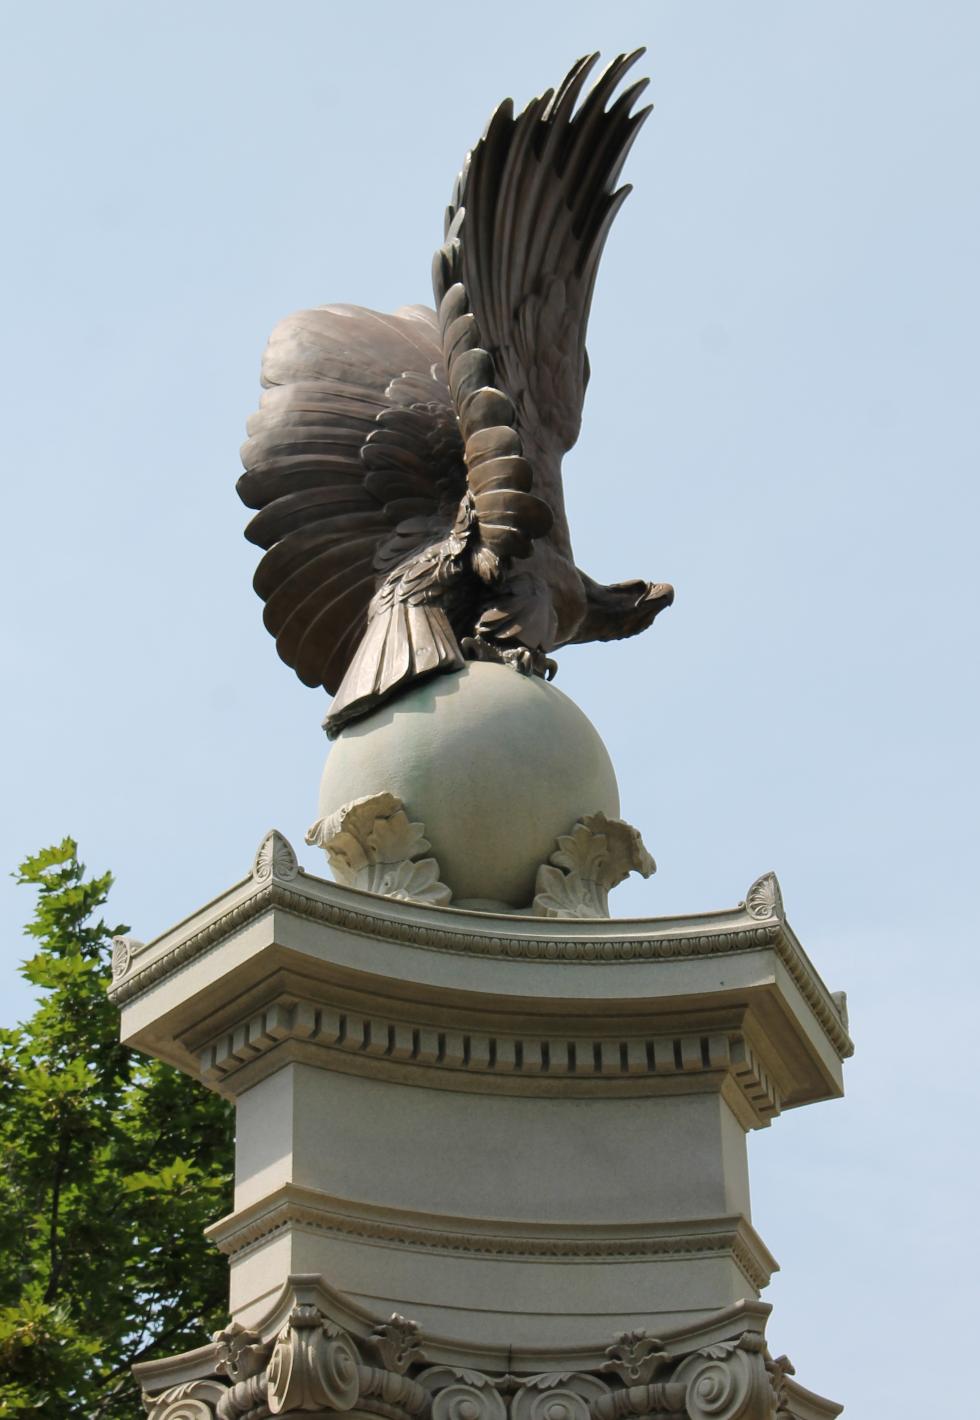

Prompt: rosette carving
[
  {"left": 142, "top": 1382, "right": 227, "bottom": 1420},
  {"left": 533, "top": 814, "right": 655, "bottom": 918},
  {"left": 307, "top": 793, "right": 451, "bottom": 906},
  {"left": 672, "top": 1335, "right": 772, "bottom": 1420},
  {"left": 265, "top": 1305, "right": 360, "bottom": 1414}
]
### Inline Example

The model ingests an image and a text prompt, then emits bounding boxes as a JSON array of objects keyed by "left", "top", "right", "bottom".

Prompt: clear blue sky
[{"left": 1, "top": 2, "right": 977, "bottom": 1413}]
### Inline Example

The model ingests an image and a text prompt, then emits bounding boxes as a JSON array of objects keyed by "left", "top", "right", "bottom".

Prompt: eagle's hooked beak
[{"left": 642, "top": 582, "right": 675, "bottom": 610}]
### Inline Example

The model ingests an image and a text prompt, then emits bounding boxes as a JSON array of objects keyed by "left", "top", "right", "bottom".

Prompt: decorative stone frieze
[
  {"left": 307, "top": 794, "right": 452, "bottom": 906},
  {"left": 533, "top": 814, "right": 655, "bottom": 918}
]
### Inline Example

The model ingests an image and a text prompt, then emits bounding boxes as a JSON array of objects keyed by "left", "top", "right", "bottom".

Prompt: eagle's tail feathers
[{"left": 323, "top": 603, "right": 463, "bottom": 738}]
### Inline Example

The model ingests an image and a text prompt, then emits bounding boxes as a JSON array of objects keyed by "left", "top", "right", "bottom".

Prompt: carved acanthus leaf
[
  {"left": 599, "top": 1330, "right": 669, "bottom": 1386},
  {"left": 417, "top": 1365, "right": 496, "bottom": 1391},
  {"left": 307, "top": 794, "right": 451, "bottom": 907},
  {"left": 766, "top": 1352, "right": 796, "bottom": 1412},
  {"left": 533, "top": 815, "right": 655, "bottom": 919},
  {"left": 366, "top": 1313, "right": 426, "bottom": 1374},
  {"left": 213, "top": 1320, "right": 269, "bottom": 1382},
  {"left": 532, "top": 864, "right": 607, "bottom": 918}
]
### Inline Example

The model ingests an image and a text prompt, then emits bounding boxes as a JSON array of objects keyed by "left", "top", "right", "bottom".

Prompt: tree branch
[{"left": 42, "top": 1124, "right": 71, "bottom": 1305}]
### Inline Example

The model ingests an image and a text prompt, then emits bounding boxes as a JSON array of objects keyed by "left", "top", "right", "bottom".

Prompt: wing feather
[
  {"left": 238, "top": 305, "right": 467, "bottom": 693},
  {"left": 447, "top": 51, "right": 651, "bottom": 479}
]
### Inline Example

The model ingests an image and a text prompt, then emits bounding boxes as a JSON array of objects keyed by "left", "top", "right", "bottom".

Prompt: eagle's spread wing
[
  {"left": 442, "top": 51, "right": 651, "bottom": 495},
  {"left": 237, "top": 305, "right": 467, "bottom": 692}
]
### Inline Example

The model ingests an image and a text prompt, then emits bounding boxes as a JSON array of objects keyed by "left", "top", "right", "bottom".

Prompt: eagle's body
[{"left": 238, "top": 53, "right": 673, "bottom": 736}]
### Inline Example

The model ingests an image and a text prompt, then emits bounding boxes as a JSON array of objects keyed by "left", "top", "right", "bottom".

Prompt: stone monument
[{"left": 113, "top": 51, "right": 851, "bottom": 1420}]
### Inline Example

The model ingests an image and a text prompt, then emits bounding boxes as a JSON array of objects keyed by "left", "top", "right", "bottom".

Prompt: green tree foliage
[{"left": 0, "top": 840, "right": 233, "bottom": 1417}]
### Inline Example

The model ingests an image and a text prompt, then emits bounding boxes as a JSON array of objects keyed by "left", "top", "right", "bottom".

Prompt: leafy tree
[{"left": 0, "top": 840, "right": 233, "bottom": 1417}]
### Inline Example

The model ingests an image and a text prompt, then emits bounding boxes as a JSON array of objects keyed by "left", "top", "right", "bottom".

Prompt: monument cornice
[{"left": 109, "top": 837, "right": 852, "bottom": 1065}]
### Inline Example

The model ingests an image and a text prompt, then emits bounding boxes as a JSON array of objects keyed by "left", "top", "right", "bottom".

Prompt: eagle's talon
[
  {"left": 508, "top": 648, "right": 534, "bottom": 676},
  {"left": 462, "top": 637, "right": 555, "bottom": 681}
]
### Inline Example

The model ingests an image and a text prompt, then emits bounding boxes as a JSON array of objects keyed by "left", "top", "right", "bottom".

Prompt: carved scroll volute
[
  {"left": 422, "top": 1372, "right": 507, "bottom": 1420},
  {"left": 672, "top": 1335, "right": 773, "bottom": 1420},
  {"left": 141, "top": 1382, "right": 227, "bottom": 1420},
  {"left": 512, "top": 1373, "right": 611, "bottom": 1420},
  {"left": 265, "top": 1304, "right": 361, "bottom": 1414}
]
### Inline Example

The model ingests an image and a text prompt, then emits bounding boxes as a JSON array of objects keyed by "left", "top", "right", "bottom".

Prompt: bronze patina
[{"left": 238, "top": 51, "right": 673, "bottom": 737}]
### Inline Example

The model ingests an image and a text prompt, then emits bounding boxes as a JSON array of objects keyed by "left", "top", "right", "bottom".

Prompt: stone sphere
[{"left": 318, "top": 663, "right": 620, "bottom": 910}]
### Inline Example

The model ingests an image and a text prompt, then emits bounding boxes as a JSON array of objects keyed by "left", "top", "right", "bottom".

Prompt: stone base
[
  {"left": 111, "top": 832, "right": 851, "bottom": 1417},
  {"left": 136, "top": 1274, "right": 842, "bottom": 1420}
]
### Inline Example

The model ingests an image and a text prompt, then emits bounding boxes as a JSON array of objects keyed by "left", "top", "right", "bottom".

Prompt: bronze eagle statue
[{"left": 238, "top": 51, "right": 673, "bottom": 738}]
